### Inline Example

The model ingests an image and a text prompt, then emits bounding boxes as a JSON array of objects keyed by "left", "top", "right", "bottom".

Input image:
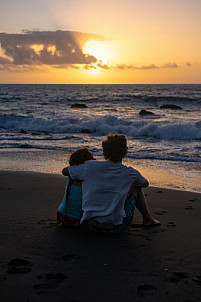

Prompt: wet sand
[
  {"left": 1, "top": 149, "right": 201, "bottom": 193},
  {"left": 0, "top": 171, "right": 201, "bottom": 302}
]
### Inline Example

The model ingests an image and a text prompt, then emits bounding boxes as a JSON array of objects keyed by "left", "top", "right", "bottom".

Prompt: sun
[{"left": 83, "top": 40, "right": 113, "bottom": 72}]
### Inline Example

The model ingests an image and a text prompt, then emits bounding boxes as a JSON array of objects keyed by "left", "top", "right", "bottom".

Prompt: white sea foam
[
  {"left": 0, "top": 84, "right": 201, "bottom": 168},
  {"left": 0, "top": 113, "right": 200, "bottom": 141}
]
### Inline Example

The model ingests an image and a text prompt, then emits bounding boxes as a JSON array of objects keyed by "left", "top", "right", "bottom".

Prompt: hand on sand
[{"left": 143, "top": 217, "right": 161, "bottom": 227}]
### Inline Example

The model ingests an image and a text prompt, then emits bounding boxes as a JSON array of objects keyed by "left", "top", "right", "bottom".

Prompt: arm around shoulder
[{"left": 62, "top": 167, "right": 70, "bottom": 176}]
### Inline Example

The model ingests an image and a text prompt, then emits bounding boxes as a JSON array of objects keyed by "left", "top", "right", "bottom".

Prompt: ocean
[{"left": 0, "top": 84, "right": 201, "bottom": 192}]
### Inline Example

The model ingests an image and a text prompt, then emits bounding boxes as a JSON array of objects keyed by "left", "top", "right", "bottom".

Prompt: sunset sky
[{"left": 0, "top": 0, "right": 201, "bottom": 84}]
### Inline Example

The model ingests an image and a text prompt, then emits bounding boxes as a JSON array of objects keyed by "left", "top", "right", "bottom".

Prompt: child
[
  {"left": 57, "top": 148, "right": 94, "bottom": 226},
  {"left": 62, "top": 133, "right": 160, "bottom": 233}
]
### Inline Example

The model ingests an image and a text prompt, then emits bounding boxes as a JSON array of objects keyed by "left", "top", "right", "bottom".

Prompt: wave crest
[{"left": 0, "top": 113, "right": 200, "bottom": 141}]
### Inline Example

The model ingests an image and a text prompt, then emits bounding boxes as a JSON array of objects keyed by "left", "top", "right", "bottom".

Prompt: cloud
[
  {"left": 84, "top": 62, "right": 179, "bottom": 71},
  {"left": 0, "top": 30, "right": 182, "bottom": 73},
  {"left": 0, "top": 30, "right": 105, "bottom": 68},
  {"left": 84, "top": 60, "right": 110, "bottom": 70},
  {"left": 114, "top": 62, "right": 178, "bottom": 70},
  {"left": 97, "top": 60, "right": 110, "bottom": 70},
  {"left": 0, "top": 57, "right": 11, "bottom": 64},
  {"left": 163, "top": 62, "right": 178, "bottom": 68},
  {"left": 0, "top": 64, "right": 47, "bottom": 72}
]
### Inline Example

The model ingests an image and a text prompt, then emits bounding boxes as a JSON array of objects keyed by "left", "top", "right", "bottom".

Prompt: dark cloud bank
[
  {"left": 0, "top": 30, "right": 102, "bottom": 67},
  {"left": 0, "top": 30, "right": 183, "bottom": 72}
]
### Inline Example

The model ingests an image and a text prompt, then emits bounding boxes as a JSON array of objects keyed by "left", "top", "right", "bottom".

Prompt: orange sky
[{"left": 0, "top": 0, "right": 201, "bottom": 84}]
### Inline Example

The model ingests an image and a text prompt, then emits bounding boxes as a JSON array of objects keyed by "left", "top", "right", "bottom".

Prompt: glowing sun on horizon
[{"left": 83, "top": 40, "right": 113, "bottom": 72}]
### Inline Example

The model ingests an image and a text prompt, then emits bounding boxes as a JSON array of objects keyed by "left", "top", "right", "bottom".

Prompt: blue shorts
[{"left": 88, "top": 192, "right": 136, "bottom": 234}]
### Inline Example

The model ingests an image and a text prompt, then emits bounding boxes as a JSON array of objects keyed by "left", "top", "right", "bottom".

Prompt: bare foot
[{"left": 143, "top": 217, "right": 161, "bottom": 227}]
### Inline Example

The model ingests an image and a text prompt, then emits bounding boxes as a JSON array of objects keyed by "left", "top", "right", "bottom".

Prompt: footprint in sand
[
  {"left": 192, "top": 276, "right": 201, "bottom": 286},
  {"left": 7, "top": 258, "right": 32, "bottom": 274},
  {"left": 167, "top": 222, "right": 176, "bottom": 227},
  {"left": 33, "top": 273, "right": 68, "bottom": 294},
  {"left": 154, "top": 212, "right": 163, "bottom": 216},
  {"left": 37, "top": 219, "right": 56, "bottom": 228},
  {"left": 166, "top": 271, "right": 188, "bottom": 283},
  {"left": 160, "top": 228, "right": 168, "bottom": 232},
  {"left": 185, "top": 205, "right": 193, "bottom": 210},
  {"left": 154, "top": 211, "right": 167, "bottom": 216},
  {"left": 137, "top": 284, "right": 157, "bottom": 297}
]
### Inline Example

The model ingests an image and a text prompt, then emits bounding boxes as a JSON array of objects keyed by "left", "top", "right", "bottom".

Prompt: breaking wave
[{"left": 0, "top": 113, "right": 200, "bottom": 141}]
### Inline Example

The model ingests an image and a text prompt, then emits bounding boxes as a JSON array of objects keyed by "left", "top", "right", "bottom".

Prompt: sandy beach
[{"left": 0, "top": 170, "right": 201, "bottom": 302}]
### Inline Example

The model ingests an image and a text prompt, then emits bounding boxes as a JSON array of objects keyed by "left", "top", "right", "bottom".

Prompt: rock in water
[
  {"left": 81, "top": 129, "right": 95, "bottom": 133},
  {"left": 71, "top": 103, "right": 87, "bottom": 108},
  {"left": 160, "top": 104, "right": 182, "bottom": 110},
  {"left": 20, "top": 130, "right": 27, "bottom": 134},
  {"left": 139, "top": 109, "right": 154, "bottom": 116}
]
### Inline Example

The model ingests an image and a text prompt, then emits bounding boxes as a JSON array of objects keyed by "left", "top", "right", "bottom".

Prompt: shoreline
[
  {"left": 0, "top": 170, "right": 201, "bottom": 301},
  {"left": 1, "top": 168, "right": 201, "bottom": 194},
  {"left": 0, "top": 147, "right": 201, "bottom": 193}
]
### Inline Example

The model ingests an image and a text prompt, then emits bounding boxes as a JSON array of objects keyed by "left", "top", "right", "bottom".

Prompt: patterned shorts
[{"left": 88, "top": 192, "right": 136, "bottom": 234}]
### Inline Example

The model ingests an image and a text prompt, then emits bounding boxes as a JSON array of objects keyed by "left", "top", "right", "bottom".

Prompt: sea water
[{"left": 0, "top": 84, "right": 201, "bottom": 192}]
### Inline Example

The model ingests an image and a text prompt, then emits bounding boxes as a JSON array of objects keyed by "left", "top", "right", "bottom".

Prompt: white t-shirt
[{"left": 68, "top": 160, "right": 145, "bottom": 225}]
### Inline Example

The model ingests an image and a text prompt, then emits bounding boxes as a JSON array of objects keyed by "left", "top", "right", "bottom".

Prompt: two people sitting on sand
[{"left": 57, "top": 133, "right": 160, "bottom": 233}]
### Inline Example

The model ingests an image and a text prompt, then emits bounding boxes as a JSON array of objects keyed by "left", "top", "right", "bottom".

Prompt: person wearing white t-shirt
[{"left": 62, "top": 133, "right": 160, "bottom": 233}]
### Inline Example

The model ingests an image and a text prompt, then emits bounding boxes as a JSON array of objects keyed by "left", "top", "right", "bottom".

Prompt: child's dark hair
[
  {"left": 102, "top": 133, "right": 128, "bottom": 162},
  {"left": 65, "top": 148, "right": 94, "bottom": 213}
]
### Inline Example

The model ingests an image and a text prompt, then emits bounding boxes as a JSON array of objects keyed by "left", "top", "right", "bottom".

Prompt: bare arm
[
  {"left": 62, "top": 167, "right": 70, "bottom": 176},
  {"left": 130, "top": 178, "right": 149, "bottom": 193},
  {"left": 141, "top": 179, "right": 149, "bottom": 188}
]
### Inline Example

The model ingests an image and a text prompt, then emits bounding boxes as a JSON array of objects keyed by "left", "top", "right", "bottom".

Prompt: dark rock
[
  {"left": 20, "top": 144, "right": 32, "bottom": 149},
  {"left": 139, "top": 109, "right": 154, "bottom": 116},
  {"left": 160, "top": 104, "right": 182, "bottom": 110},
  {"left": 71, "top": 103, "right": 88, "bottom": 108},
  {"left": 20, "top": 130, "right": 27, "bottom": 134},
  {"left": 81, "top": 129, "right": 95, "bottom": 133}
]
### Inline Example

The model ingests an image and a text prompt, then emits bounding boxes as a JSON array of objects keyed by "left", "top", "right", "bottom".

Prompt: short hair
[{"left": 102, "top": 133, "right": 128, "bottom": 162}]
